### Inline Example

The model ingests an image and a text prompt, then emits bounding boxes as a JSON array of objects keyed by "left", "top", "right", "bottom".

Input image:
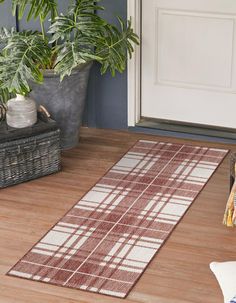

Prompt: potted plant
[{"left": 0, "top": 0, "right": 139, "bottom": 148}]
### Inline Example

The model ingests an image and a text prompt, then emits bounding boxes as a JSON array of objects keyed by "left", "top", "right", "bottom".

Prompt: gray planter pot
[{"left": 30, "top": 62, "right": 92, "bottom": 149}]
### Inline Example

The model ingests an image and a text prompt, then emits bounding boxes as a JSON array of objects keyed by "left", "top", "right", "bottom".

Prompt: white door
[{"left": 142, "top": 0, "right": 236, "bottom": 128}]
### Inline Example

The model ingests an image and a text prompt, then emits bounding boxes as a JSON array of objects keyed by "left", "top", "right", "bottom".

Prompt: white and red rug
[{"left": 7, "top": 140, "right": 228, "bottom": 298}]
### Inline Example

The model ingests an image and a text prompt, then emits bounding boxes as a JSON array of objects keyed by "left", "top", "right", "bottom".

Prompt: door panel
[{"left": 142, "top": 0, "right": 236, "bottom": 128}]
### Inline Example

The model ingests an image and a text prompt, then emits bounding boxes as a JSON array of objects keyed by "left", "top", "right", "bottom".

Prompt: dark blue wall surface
[
  {"left": 0, "top": 1, "right": 128, "bottom": 130},
  {"left": 85, "top": 0, "right": 128, "bottom": 129},
  {"left": 0, "top": 1, "right": 15, "bottom": 28}
]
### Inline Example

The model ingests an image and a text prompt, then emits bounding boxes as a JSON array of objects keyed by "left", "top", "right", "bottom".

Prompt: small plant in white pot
[{"left": 0, "top": 0, "right": 139, "bottom": 148}]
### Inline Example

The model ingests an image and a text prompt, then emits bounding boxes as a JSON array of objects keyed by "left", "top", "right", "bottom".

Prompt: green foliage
[
  {"left": 0, "top": 0, "right": 139, "bottom": 99},
  {"left": 0, "top": 29, "right": 51, "bottom": 95},
  {"left": 49, "top": 1, "right": 139, "bottom": 78},
  {"left": 49, "top": 2, "right": 105, "bottom": 43},
  {"left": 0, "top": 0, "right": 57, "bottom": 21},
  {"left": 0, "top": 87, "right": 12, "bottom": 104},
  {"left": 0, "top": 79, "right": 12, "bottom": 122},
  {"left": 95, "top": 18, "right": 139, "bottom": 76}
]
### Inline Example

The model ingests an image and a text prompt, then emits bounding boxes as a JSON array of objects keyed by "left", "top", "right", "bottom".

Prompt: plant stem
[
  {"left": 50, "top": 7, "right": 59, "bottom": 53},
  {"left": 15, "top": 5, "right": 20, "bottom": 32},
  {"left": 39, "top": 14, "right": 46, "bottom": 42}
]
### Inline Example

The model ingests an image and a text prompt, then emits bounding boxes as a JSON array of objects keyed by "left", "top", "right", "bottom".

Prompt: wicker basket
[
  {"left": 0, "top": 120, "right": 61, "bottom": 188},
  {"left": 230, "top": 152, "right": 236, "bottom": 190}
]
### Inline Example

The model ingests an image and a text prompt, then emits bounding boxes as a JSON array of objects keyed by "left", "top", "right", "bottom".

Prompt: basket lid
[{"left": 0, "top": 118, "right": 59, "bottom": 144}]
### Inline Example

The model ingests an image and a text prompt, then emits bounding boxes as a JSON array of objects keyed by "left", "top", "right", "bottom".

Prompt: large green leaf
[
  {"left": 0, "top": 87, "right": 13, "bottom": 104},
  {"left": 48, "top": 0, "right": 105, "bottom": 43},
  {"left": 0, "top": 85, "right": 10, "bottom": 121},
  {"left": 53, "top": 40, "right": 102, "bottom": 80},
  {"left": 0, "top": 29, "right": 51, "bottom": 95},
  {"left": 68, "top": 0, "right": 104, "bottom": 16},
  {"left": 95, "top": 18, "right": 139, "bottom": 76},
  {"left": 10, "top": 0, "right": 58, "bottom": 21},
  {"left": 48, "top": 0, "right": 139, "bottom": 79}
]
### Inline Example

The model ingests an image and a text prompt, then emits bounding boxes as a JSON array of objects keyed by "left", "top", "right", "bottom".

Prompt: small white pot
[{"left": 6, "top": 94, "right": 37, "bottom": 128}]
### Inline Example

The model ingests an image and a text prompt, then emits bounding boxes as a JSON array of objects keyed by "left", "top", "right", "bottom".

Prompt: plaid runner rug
[{"left": 7, "top": 140, "right": 228, "bottom": 298}]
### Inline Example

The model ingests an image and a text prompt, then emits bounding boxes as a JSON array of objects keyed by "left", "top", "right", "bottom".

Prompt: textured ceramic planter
[
  {"left": 6, "top": 94, "right": 37, "bottom": 128},
  {"left": 30, "top": 62, "right": 92, "bottom": 149}
]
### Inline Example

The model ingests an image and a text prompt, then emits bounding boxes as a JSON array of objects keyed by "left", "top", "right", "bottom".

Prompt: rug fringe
[{"left": 223, "top": 175, "right": 236, "bottom": 227}]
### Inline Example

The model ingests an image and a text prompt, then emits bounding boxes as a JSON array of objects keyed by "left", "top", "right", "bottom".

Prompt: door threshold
[{"left": 130, "top": 119, "right": 236, "bottom": 144}]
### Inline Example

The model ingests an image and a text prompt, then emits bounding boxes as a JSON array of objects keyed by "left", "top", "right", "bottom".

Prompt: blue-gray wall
[
  {"left": 85, "top": 0, "right": 128, "bottom": 129},
  {"left": 0, "top": 1, "right": 16, "bottom": 28},
  {"left": 0, "top": 0, "right": 128, "bottom": 130}
]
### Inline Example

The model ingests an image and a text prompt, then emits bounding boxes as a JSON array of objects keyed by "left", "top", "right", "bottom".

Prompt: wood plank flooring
[{"left": 1, "top": 127, "right": 236, "bottom": 303}]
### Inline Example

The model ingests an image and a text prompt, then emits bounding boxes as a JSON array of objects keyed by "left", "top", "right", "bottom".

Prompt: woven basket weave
[
  {"left": 230, "top": 152, "right": 236, "bottom": 190},
  {"left": 0, "top": 127, "right": 61, "bottom": 188}
]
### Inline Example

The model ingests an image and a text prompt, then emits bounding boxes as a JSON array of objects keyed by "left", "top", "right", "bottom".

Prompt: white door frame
[{"left": 127, "top": 0, "right": 141, "bottom": 127}]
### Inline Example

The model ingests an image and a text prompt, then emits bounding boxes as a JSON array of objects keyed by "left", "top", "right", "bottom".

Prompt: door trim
[{"left": 127, "top": 0, "right": 141, "bottom": 127}]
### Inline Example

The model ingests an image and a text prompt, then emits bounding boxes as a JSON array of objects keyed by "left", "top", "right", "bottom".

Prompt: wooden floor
[{"left": 1, "top": 127, "right": 236, "bottom": 303}]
